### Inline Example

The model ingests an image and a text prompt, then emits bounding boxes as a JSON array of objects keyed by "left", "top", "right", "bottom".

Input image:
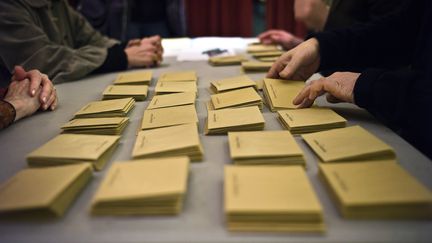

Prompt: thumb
[
  {"left": 13, "top": 66, "right": 27, "bottom": 81},
  {"left": 279, "top": 57, "right": 300, "bottom": 79}
]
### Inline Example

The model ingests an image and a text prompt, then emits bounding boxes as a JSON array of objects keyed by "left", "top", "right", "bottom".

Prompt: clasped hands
[
  {"left": 125, "top": 35, "right": 164, "bottom": 68},
  {"left": 4, "top": 66, "right": 58, "bottom": 121},
  {"left": 267, "top": 38, "right": 360, "bottom": 108}
]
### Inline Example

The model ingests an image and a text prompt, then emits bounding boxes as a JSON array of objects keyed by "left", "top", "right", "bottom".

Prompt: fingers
[
  {"left": 12, "top": 66, "right": 27, "bottom": 81},
  {"left": 292, "top": 78, "right": 326, "bottom": 108},
  {"left": 44, "top": 87, "right": 57, "bottom": 110},
  {"left": 279, "top": 55, "right": 300, "bottom": 79},
  {"left": 267, "top": 53, "right": 291, "bottom": 78},
  {"left": 50, "top": 93, "right": 58, "bottom": 110}
]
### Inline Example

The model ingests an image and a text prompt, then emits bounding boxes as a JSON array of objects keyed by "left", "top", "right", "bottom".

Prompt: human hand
[
  {"left": 125, "top": 44, "right": 159, "bottom": 68},
  {"left": 258, "top": 29, "right": 303, "bottom": 50},
  {"left": 4, "top": 79, "right": 42, "bottom": 121},
  {"left": 294, "top": 0, "right": 329, "bottom": 31},
  {"left": 12, "top": 66, "right": 57, "bottom": 111},
  {"left": 292, "top": 72, "right": 360, "bottom": 108},
  {"left": 267, "top": 38, "right": 320, "bottom": 80}
]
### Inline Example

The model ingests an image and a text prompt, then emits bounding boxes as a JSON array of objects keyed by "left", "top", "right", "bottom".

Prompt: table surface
[{"left": 0, "top": 56, "right": 431, "bottom": 243}]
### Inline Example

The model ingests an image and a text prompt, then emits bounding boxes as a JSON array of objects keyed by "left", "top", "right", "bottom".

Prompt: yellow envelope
[
  {"left": 147, "top": 92, "right": 196, "bottom": 110},
  {"left": 102, "top": 85, "right": 148, "bottom": 101},
  {"left": 247, "top": 44, "right": 279, "bottom": 53},
  {"left": 132, "top": 124, "right": 203, "bottom": 161},
  {"left": 241, "top": 61, "right": 273, "bottom": 72},
  {"left": 113, "top": 71, "right": 152, "bottom": 85},
  {"left": 158, "top": 70, "right": 197, "bottom": 82},
  {"left": 0, "top": 164, "right": 92, "bottom": 217},
  {"left": 263, "top": 78, "right": 305, "bottom": 111},
  {"left": 302, "top": 125, "right": 396, "bottom": 162},
  {"left": 91, "top": 157, "right": 189, "bottom": 215},
  {"left": 225, "top": 165, "right": 324, "bottom": 232},
  {"left": 155, "top": 81, "right": 197, "bottom": 94},
  {"left": 141, "top": 104, "right": 198, "bottom": 130},
  {"left": 210, "top": 87, "right": 262, "bottom": 110},
  {"left": 277, "top": 108, "right": 347, "bottom": 134},
  {"left": 206, "top": 106, "right": 265, "bottom": 135},
  {"left": 27, "top": 134, "right": 120, "bottom": 170},
  {"left": 319, "top": 161, "right": 432, "bottom": 219},
  {"left": 210, "top": 75, "right": 257, "bottom": 93},
  {"left": 209, "top": 55, "right": 248, "bottom": 66},
  {"left": 74, "top": 98, "right": 135, "bottom": 118}
]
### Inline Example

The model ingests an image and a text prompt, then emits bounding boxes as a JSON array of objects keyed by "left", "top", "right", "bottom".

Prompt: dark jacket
[
  {"left": 0, "top": 0, "right": 126, "bottom": 84},
  {"left": 313, "top": 0, "right": 432, "bottom": 158},
  {"left": 78, "top": 0, "right": 186, "bottom": 41}
]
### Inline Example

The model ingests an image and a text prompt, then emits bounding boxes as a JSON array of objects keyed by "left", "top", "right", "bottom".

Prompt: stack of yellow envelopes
[
  {"left": 225, "top": 165, "right": 325, "bottom": 232},
  {"left": 319, "top": 161, "right": 432, "bottom": 219},
  {"left": 256, "top": 56, "right": 279, "bottom": 62},
  {"left": 228, "top": 131, "right": 305, "bottom": 165},
  {"left": 210, "top": 75, "right": 257, "bottom": 93},
  {"left": 102, "top": 85, "right": 148, "bottom": 101},
  {"left": 91, "top": 157, "right": 189, "bottom": 215},
  {"left": 113, "top": 71, "right": 152, "bottom": 85},
  {"left": 302, "top": 125, "right": 396, "bottom": 162},
  {"left": 147, "top": 92, "right": 196, "bottom": 110},
  {"left": 158, "top": 70, "right": 197, "bottom": 83},
  {"left": 278, "top": 108, "right": 347, "bottom": 134},
  {"left": 241, "top": 61, "right": 273, "bottom": 72},
  {"left": 209, "top": 55, "right": 248, "bottom": 66},
  {"left": 209, "top": 87, "right": 263, "bottom": 110},
  {"left": 132, "top": 124, "right": 204, "bottom": 161},
  {"left": 155, "top": 81, "right": 198, "bottom": 95},
  {"left": 251, "top": 50, "right": 284, "bottom": 59},
  {"left": 73, "top": 98, "right": 135, "bottom": 118},
  {"left": 263, "top": 78, "right": 305, "bottom": 111},
  {"left": 27, "top": 134, "right": 120, "bottom": 170},
  {"left": 246, "top": 43, "right": 279, "bottom": 53},
  {"left": 61, "top": 117, "right": 129, "bottom": 135},
  {"left": 205, "top": 106, "right": 265, "bottom": 135},
  {"left": 0, "top": 164, "right": 92, "bottom": 217},
  {"left": 141, "top": 104, "right": 198, "bottom": 130}
]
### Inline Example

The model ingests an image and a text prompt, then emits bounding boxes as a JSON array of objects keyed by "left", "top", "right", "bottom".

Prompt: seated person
[
  {"left": 259, "top": 0, "right": 398, "bottom": 50},
  {"left": 267, "top": 0, "right": 431, "bottom": 158},
  {"left": 0, "top": 0, "right": 163, "bottom": 84},
  {"left": 1, "top": 66, "right": 57, "bottom": 129}
]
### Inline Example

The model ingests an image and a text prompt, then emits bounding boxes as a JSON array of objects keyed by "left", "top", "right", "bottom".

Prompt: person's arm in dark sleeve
[
  {"left": 92, "top": 44, "right": 128, "bottom": 74},
  {"left": 354, "top": 68, "right": 432, "bottom": 158},
  {"left": 312, "top": 0, "right": 424, "bottom": 71}
]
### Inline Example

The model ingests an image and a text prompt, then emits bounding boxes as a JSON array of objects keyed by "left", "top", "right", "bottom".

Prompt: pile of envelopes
[
  {"left": 278, "top": 108, "right": 347, "bottom": 134},
  {"left": 27, "top": 134, "right": 120, "bottom": 171},
  {"left": 73, "top": 98, "right": 135, "bottom": 118},
  {"left": 140, "top": 104, "right": 198, "bottom": 130},
  {"left": 147, "top": 92, "right": 196, "bottom": 110},
  {"left": 209, "top": 87, "right": 263, "bottom": 110},
  {"left": 155, "top": 70, "right": 198, "bottom": 95},
  {"left": 263, "top": 78, "right": 306, "bottom": 111},
  {"left": 302, "top": 125, "right": 396, "bottom": 162},
  {"left": 113, "top": 71, "right": 152, "bottom": 85},
  {"left": 0, "top": 164, "right": 92, "bottom": 217},
  {"left": 241, "top": 61, "right": 273, "bottom": 72},
  {"left": 61, "top": 117, "right": 129, "bottom": 135},
  {"left": 228, "top": 131, "right": 305, "bottom": 165},
  {"left": 209, "top": 75, "right": 257, "bottom": 93},
  {"left": 133, "top": 123, "right": 204, "bottom": 161},
  {"left": 102, "top": 85, "right": 148, "bottom": 101},
  {"left": 91, "top": 157, "right": 190, "bottom": 215},
  {"left": 224, "top": 165, "right": 325, "bottom": 232},
  {"left": 205, "top": 106, "right": 265, "bottom": 135},
  {"left": 319, "top": 161, "right": 432, "bottom": 219},
  {"left": 208, "top": 55, "right": 247, "bottom": 66}
]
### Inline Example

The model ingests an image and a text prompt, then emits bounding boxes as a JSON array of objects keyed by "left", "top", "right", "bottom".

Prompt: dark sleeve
[
  {"left": 354, "top": 68, "right": 432, "bottom": 158},
  {"left": 92, "top": 44, "right": 128, "bottom": 74},
  {"left": 312, "top": 0, "right": 423, "bottom": 72},
  {"left": 0, "top": 100, "right": 16, "bottom": 129}
]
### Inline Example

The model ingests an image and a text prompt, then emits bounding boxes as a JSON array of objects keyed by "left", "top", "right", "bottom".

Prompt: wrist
[
  {"left": 1, "top": 99, "right": 17, "bottom": 125},
  {"left": 4, "top": 98, "right": 24, "bottom": 121}
]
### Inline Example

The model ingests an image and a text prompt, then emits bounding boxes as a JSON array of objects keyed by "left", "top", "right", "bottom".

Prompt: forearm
[{"left": 312, "top": 0, "right": 422, "bottom": 71}]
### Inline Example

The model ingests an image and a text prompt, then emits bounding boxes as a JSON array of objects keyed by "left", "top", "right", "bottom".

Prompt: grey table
[{"left": 1, "top": 57, "right": 431, "bottom": 243}]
